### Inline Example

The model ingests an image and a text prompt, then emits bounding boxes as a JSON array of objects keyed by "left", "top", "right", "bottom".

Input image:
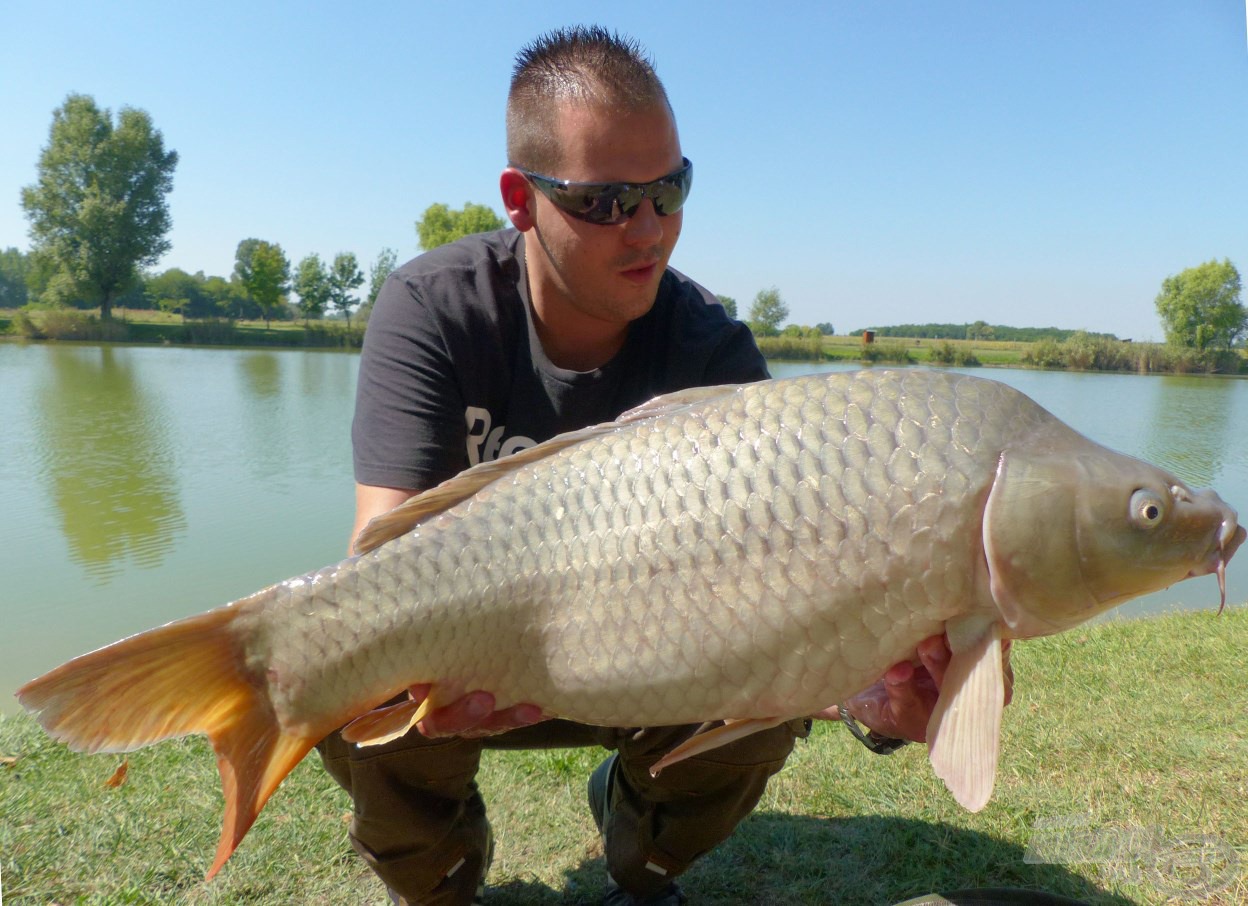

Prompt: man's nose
[{"left": 622, "top": 197, "right": 663, "bottom": 245}]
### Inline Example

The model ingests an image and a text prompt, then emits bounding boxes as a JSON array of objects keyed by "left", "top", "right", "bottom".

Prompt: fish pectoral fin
[
  {"left": 649, "top": 717, "right": 784, "bottom": 777},
  {"left": 926, "top": 616, "right": 1005, "bottom": 812},
  {"left": 341, "top": 695, "right": 433, "bottom": 747}
]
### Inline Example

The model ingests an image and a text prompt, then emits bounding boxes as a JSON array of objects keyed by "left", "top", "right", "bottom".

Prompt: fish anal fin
[
  {"left": 16, "top": 600, "right": 324, "bottom": 880},
  {"left": 341, "top": 695, "right": 433, "bottom": 747},
  {"left": 926, "top": 616, "right": 1005, "bottom": 812},
  {"left": 649, "top": 717, "right": 784, "bottom": 777}
]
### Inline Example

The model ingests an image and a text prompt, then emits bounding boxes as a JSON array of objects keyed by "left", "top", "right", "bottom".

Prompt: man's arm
[
  {"left": 351, "top": 483, "right": 418, "bottom": 555},
  {"left": 351, "top": 481, "right": 548, "bottom": 736}
]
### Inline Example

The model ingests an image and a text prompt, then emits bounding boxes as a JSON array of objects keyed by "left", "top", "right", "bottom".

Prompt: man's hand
[
  {"left": 407, "top": 684, "right": 547, "bottom": 739},
  {"left": 813, "top": 633, "right": 1014, "bottom": 743}
]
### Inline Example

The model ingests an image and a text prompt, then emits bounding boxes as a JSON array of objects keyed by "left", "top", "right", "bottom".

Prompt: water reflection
[
  {"left": 33, "top": 346, "right": 186, "bottom": 582},
  {"left": 239, "top": 350, "right": 283, "bottom": 397},
  {"left": 1142, "top": 376, "right": 1235, "bottom": 488}
]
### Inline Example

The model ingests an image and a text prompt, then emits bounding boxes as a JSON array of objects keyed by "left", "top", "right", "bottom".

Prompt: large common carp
[{"left": 17, "top": 369, "right": 1243, "bottom": 879}]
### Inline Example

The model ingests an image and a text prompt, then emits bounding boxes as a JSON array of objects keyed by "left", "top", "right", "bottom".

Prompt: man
[{"left": 320, "top": 26, "right": 990, "bottom": 906}]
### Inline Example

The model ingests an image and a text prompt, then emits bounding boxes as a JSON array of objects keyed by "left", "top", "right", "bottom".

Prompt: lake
[{"left": 2, "top": 344, "right": 1245, "bottom": 715}]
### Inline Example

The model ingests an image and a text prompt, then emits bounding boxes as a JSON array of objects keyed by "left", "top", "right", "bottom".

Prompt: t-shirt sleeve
[
  {"left": 701, "top": 320, "right": 771, "bottom": 385},
  {"left": 351, "top": 272, "right": 469, "bottom": 490}
]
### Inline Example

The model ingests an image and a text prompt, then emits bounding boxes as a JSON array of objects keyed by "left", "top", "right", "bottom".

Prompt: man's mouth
[{"left": 620, "top": 262, "right": 658, "bottom": 283}]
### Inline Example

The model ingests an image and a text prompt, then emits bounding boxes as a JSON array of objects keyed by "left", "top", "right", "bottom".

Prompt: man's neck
[
  {"left": 523, "top": 244, "right": 630, "bottom": 372},
  {"left": 529, "top": 298, "right": 628, "bottom": 372}
]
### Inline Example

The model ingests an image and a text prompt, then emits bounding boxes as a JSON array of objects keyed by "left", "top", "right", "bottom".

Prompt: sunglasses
[{"left": 516, "top": 158, "right": 693, "bottom": 225}]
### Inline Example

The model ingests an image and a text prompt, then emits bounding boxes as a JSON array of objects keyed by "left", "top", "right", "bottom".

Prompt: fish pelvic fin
[
  {"left": 15, "top": 604, "right": 320, "bottom": 880},
  {"left": 926, "top": 615, "right": 1005, "bottom": 812},
  {"left": 649, "top": 717, "right": 785, "bottom": 777},
  {"left": 341, "top": 694, "right": 433, "bottom": 747}
]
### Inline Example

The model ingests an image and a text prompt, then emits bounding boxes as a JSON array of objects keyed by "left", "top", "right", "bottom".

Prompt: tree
[
  {"left": 1155, "top": 259, "right": 1245, "bottom": 350},
  {"left": 416, "top": 202, "right": 506, "bottom": 251},
  {"left": 202, "top": 275, "right": 242, "bottom": 319},
  {"left": 747, "top": 287, "right": 788, "bottom": 337},
  {"left": 147, "top": 268, "right": 209, "bottom": 321},
  {"left": 715, "top": 294, "right": 738, "bottom": 319},
  {"left": 236, "top": 240, "right": 290, "bottom": 327},
  {"left": 20, "top": 94, "right": 177, "bottom": 320},
  {"left": 292, "top": 254, "right": 330, "bottom": 325},
  {"left": 816, "top": 322, "right": 835, "bottom": 335},
  {"left": 967, "top": 320, "right": 995, "bottom": 341},
  {"left": 327, "top": 252, "right": 365, "bottom": 327},
  {"left": 362, "top": 247, "right": 398, "bottom": 321},
  {"left": 0, "top": 247, "right": 30, "bottom": 308}
]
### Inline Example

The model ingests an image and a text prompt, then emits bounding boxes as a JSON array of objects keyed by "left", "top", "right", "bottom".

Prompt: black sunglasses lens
[
  {"left": 650, "top": 181, "right": 686, "bottom": 216},
  {"left": 533, "top": 160, "right": 691, "bottom": 224}
]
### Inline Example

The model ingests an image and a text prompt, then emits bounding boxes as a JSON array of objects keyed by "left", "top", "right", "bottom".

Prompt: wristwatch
[{"left": 839, "top": 703, "right": 910, "bottom": 755}]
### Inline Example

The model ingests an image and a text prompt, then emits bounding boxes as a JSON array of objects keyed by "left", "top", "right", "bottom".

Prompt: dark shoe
[{"left": 588, "top": 755, "right": 687, "bottom": 905}]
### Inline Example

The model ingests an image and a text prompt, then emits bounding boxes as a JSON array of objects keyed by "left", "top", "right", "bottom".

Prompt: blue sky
[{"left": 2, "top": 1, "right": 1245, "bottom": 340}]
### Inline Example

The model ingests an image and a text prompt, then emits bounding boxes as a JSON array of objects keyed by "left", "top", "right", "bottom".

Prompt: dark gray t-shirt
[{"left": 352, "top": 228, "right": 768, "bottom": 490}]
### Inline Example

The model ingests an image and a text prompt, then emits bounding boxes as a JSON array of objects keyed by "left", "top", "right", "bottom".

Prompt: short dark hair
[{"left": 507, "top": 26, "right": 672, "bottom": 173}]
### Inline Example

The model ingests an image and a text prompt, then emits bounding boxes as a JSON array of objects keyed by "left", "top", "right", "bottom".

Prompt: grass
[
  {"left": 5, "top": 309, "right": 1245, "bottom": 373},
  {"left": 0, "top": 308, "right": 365, "bottom": 349},
  {"left": 3, "top": 608, "right": 1245, "bottom": 905}
]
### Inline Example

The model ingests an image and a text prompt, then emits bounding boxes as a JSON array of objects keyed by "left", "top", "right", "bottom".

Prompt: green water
[{"left": 2, "top": 344, "right": 1245, "bottom": 714}]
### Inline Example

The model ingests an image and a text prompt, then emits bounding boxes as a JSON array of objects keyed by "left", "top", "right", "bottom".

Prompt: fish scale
[{"left": 17, "top": 368, "right": 1242, "bottom": 878}]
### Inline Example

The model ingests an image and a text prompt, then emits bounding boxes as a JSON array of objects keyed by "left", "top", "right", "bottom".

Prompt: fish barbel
[{"left": 16, "top": 369, "right": 1244, "bottom": 878}]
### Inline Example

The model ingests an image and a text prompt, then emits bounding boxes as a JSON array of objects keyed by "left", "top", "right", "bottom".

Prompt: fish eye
[{"left": 1129, "top": 489, "right": 1166, "bottom": 528}]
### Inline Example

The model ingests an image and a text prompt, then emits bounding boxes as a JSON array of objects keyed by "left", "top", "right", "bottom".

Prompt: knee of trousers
[
  {"left": 602, "top": 718, "right": 809, "bottom": 897},
  {"left": 316, "top": 729, "right": 490, "bottom": 901}
]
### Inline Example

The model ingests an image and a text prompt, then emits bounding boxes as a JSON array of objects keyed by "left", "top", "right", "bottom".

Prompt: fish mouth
[{"left": 1186, "top": 516, "right": 1245, "bottom": 614}]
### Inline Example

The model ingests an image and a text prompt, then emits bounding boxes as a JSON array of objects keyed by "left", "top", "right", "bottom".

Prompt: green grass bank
[
  {"left": 3, "top": 608, "right": 1244, "bottom": 905},
  {"left": 1, "top": 308, "right": 365, "bottom": 349},
  {"left": 5, "top": 308, "right": 1246, "bottom": 374}
]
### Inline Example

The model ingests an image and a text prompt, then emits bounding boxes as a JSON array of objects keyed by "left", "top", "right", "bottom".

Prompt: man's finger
[
  {"left": 417, "top": 691, "right": 495, "bottom": 737},
  {"left": 916, "top": 634, "right": 951, "bottom": 689}
]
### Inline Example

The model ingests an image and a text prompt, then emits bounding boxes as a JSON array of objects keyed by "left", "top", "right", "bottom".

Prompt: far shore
[{"left": 3, "top": 307, "right": 1246, "bottom": 375}]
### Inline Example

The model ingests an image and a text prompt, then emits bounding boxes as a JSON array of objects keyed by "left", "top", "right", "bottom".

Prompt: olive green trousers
[{"left": 317, "top": 716, "right": 809, "bottom": 905}]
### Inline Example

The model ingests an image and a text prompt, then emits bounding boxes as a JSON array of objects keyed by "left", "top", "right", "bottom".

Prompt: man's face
[{"left": 523, "top": 101, "right": 685, "bottom": 330}]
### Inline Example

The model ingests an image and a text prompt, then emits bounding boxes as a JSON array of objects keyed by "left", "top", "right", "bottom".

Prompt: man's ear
[{"left": 500, "top": 168, "right": 535, "bottom": 231}]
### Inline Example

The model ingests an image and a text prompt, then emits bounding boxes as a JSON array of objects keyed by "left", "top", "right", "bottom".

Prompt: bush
[
  {"left": 184, "top": 320, "right": 240, "bottom": 345},
  {"left": 754, "top": 335, "right": 825, "bottom": 361},
  {"left": 928, "top": 341, "right": 981, "bottom": 367},
  {"left": 860, "top": 341, "right": 913, "bottom": 364},
  {"left": 303, "top": 322, "right": 365, "bottom": 348},
  {"left": 14, "top": 309, "right": 129, "bottom": 342},
  {"left": 1022, "top": 338, "right": 1065, "bottom": 368}
]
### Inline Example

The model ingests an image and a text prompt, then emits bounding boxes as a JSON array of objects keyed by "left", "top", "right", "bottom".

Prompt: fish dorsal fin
[
  {"left": 926, "top": 615, "right": 1005, "bottom": 812},
  {"left": 615, "top": 382, "right": 741, "bottom": 422},
  {"left": 354, "top": 382, "right": 744, "bottom": 555}
]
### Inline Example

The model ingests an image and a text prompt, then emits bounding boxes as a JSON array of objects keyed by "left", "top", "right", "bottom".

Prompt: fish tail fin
[{"left": 15, "top": 604, "right": 319, "bottom": 880}]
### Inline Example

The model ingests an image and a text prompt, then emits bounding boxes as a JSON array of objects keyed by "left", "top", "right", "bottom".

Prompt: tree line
[
  {"left": 847, "top": 260, "right": 1245, "bottom": 352},
  {"left": 849, "top": 322, "right": 1120, "bottom": 343},
  {"left": 6, "top": 94, "right": 512, "bottom": 329},
  {"left": 8, "top": 94, "right": 1244, "bottom": 354}
]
